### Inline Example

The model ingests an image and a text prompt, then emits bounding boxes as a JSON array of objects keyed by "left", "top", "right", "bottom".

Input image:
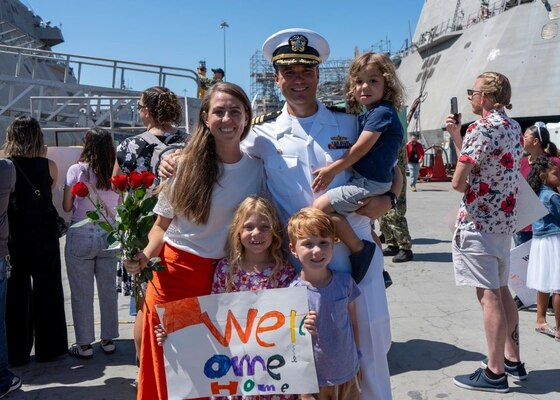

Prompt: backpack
[{"left": 136, "top": 130, "right": 186, "bottom": 174}]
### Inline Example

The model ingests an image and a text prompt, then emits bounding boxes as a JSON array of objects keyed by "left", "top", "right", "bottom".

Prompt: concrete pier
[{"left": 7, "top": 182, "right": 560, "bottom": 399}]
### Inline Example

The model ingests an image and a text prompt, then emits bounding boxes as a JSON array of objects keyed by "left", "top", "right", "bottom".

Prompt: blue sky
[{"left": 27, "top": 0, "right": 423, "bottom": 98}]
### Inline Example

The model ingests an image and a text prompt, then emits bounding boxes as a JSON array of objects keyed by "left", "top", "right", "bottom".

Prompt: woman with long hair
[
  {"left": 62, "top": 127, "right": 120, "bottom": 359},
  {"left": 3, "top": 115, "right": 67, "bottom": 366},
  {"left": 124, "top": 82, "right": 265, "bottom": 400}
]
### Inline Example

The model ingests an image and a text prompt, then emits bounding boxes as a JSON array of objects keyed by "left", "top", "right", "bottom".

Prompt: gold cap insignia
[{"left": 289, "top": 35, "right": 308, "bottom": 53}]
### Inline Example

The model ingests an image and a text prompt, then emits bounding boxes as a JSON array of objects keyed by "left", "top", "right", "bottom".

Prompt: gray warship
[{"left": 396, "top": 0, "right": 560, "bottom": 153}]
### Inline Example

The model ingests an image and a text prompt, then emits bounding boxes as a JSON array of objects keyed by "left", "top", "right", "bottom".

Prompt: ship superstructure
[{"left": 396, "top": 0, "right": 560, "bottom": 150}]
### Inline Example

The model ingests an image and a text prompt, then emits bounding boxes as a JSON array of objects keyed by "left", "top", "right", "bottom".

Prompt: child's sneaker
[
  {"left": 348, "top": 240, "right": 376, "bottom": 284},
  {"left": 480, "top": 357, "right": 528, "bottom": 381},
  {"left": 383, "top": 270, "right": 393, "bottom": 288},
  {"left": 453, "top": 368, "right": 509, "bottom": 393}
]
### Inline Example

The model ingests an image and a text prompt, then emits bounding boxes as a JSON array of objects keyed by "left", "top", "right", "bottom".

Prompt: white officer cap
[{"left": 262, "top": 28, "right": 330, "bottom": 66}]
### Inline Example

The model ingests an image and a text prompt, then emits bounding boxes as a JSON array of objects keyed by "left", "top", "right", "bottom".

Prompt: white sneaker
[{"left": 101, "top": 340, "right": 116, "bottom": 354}]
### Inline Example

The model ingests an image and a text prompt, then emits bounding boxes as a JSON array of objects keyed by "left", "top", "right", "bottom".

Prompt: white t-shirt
[{"left": 153, "top": 153, "right": 265, "bottom": 258}]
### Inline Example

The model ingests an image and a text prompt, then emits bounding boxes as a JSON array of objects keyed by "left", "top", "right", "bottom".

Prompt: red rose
[
  {"left": 129, "top": 171, "right": 144, "bottom": 189},
  {"left": 141, "top": 171, "right": 155, "bottom": 188},
  {"left": 71, "top": 182, "right": 89, "bottom": 198},
  {"left": 110, "top": 175, "right": 128, "bottom": 192},
  {"left": 500, "top": 194, "right": 516, "bottom": 214},
  {"left": 500, "top": 152, "right": 514, "bottom": 169},
  {"left": 479, "top": 182, "right": 490, "bottom": 196}
]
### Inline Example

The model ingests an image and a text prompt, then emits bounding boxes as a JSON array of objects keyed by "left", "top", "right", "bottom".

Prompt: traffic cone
[{"left": 431, "top": 148, "right": 448, "bottom": 181}]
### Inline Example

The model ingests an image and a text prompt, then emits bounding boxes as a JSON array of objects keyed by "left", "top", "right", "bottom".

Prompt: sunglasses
[
  {"left": 137, "top": 102, "right": 147, "bottom": 110},
  {"left": 466, "top": 89, "right": 482, "bottom": 97}
]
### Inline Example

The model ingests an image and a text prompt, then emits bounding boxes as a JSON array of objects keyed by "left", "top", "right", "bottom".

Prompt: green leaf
[
  {"left": 116, "top": 204, "right": 127, "bottom": 215},
  {"left": 148, "top": 256, "right": 161, "bottom": 264},
  {"left": 107, "top": 231, "right": 119, "bottom": 245},
  {"left": 138, "top": 216, "right": 156, "bottom": 235},
  {"left": 98, "top": 221, "right": 113, "bottom": 232},
  {"left": 143, "top": 269, "right": 153, "bottom": 281},
  {"left": 86, "top": 210, "right": 100, "bottom": 220},
  {"left": 124, "top": 194, "right": 135, "bottom": 208},
  {"left": 147, "top": 257, "right": 163, "bottom": 270},
  {"left": 141, "top": 196, "right": 158, "bottom": 213},
  {"left": 135, "top": 187, "right": 147, "bottom": 200},
  {"left": 107, "top": 241, "right": 121, "bottom": 251},
  {"left": 71, "top": 218, "right": 92, "bottom": 228}
]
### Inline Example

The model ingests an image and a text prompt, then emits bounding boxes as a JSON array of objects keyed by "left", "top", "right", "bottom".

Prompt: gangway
[{"left": 0, "top": 43, "right": 200, "bottom": 144}]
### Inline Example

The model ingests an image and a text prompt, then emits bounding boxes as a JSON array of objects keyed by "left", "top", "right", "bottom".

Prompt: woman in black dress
[{"left": 3, "top": 116, "right": 67, "bottom": 365}]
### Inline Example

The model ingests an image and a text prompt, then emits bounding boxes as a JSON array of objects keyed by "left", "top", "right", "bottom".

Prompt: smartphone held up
[{"left": 450, "top": 97, "right": 459, "bottom": 123}]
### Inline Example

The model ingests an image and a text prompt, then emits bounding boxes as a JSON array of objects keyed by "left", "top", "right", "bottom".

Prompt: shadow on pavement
[
  {"left": 388, "top": 338, "right": 483, "bottom": 375},
  {"left": 10, "top": 339, "right": 136, "bottom": 386},
  {"left": 9, "top": 377, "right": 136, "bottom": 399},
  {"left": 410, "top": 252, "right": 452, "bottom": 263},
  {"left": 509, "top": 369, "right": 560, "bottom": 395},
  {"left": 412, "top": 238, "right": 451, "bottom": 245}
]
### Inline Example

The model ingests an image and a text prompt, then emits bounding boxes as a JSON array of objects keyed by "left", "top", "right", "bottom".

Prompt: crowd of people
[{"left": 0, "top": 26, "right": 558, "bottom": 400}]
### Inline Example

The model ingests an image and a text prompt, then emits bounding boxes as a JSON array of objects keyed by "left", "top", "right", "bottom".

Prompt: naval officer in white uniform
[{"left": 244, "top": 28, "right": 402, "bottom": 400}]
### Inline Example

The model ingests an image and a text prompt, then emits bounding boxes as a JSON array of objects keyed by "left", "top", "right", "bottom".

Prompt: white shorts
[{"left": 452, "top": 228, "right": 512, "bottom": 289}]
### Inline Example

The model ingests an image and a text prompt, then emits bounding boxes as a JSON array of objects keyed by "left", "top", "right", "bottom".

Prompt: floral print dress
[{"left": 455, "top": 108, "right": 523, "bottom": 234}]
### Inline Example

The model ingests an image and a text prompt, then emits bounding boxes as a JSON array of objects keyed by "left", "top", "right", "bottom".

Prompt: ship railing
[
  {"left": 405, "top": 0, "right": 536, "bottom": 56},
  {"left": 0, "top": 43, "right": 200, "bottom": 92},
  {"left": 29, "top": 94, "right": 200, "bottom": 146}
]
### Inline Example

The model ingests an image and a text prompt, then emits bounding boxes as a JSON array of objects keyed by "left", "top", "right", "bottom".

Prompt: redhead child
[
  {"left": 288, "top": 207, "right": 361, "bottom": 400},
  {"left": 156, "top": 195, "right": 297, "bottom": 400},
  {"left": 526, "top": 156, "right": 560, "bottom": 341},
  {"left": 312, "top": 52, "right": 405, "bottom": 283}
]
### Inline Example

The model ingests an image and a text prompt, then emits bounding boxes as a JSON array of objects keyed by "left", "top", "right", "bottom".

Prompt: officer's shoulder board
[
  {"left": 326, "top": 105, "right": 350, "bottom": 114},
  {"left": 252, "top": 110, "right": 282, "bottom": 125}
]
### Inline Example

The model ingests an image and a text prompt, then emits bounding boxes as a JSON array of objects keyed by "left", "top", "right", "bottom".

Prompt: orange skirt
[{"left": 137, "top": 243, "right": 218, "bottom": 400}]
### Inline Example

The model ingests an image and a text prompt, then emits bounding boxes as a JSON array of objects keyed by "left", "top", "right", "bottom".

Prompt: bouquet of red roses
[{"left": 71, "top": 170, "right": 163, "bottom": 312}]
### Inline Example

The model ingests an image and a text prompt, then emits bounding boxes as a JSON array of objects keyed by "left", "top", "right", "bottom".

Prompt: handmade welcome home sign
[{"left": 156, "top": 286, "right": 318, "bottom": 399}]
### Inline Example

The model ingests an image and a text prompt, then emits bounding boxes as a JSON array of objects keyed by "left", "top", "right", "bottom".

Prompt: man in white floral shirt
[{"left": 445, "top": 72, "right": 525, "bottom": 394}]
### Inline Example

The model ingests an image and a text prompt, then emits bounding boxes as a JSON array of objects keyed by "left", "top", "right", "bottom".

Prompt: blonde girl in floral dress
[{"left": 211, "top": 195, "right": 297, "bottom": 400}]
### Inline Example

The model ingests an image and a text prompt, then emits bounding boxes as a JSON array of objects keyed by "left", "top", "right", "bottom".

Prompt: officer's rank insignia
[{"left": 328, "top": 135, "right": 351, "bottom": 150}]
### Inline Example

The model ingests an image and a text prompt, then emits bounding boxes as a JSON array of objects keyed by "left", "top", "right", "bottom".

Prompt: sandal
[
  {"left": 68, "top": 344, "right": 93, "bottom": 359},
  {"left": 535, "top": 324, "right": 557, "bottom": 338},
  {"left": 101, "top": 339, "right": 116, "bottom": 354}
]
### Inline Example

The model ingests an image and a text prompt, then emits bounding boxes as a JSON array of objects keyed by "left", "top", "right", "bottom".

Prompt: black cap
[{"left": 212, "top": 68, "right": 225, "bottom": 76}]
